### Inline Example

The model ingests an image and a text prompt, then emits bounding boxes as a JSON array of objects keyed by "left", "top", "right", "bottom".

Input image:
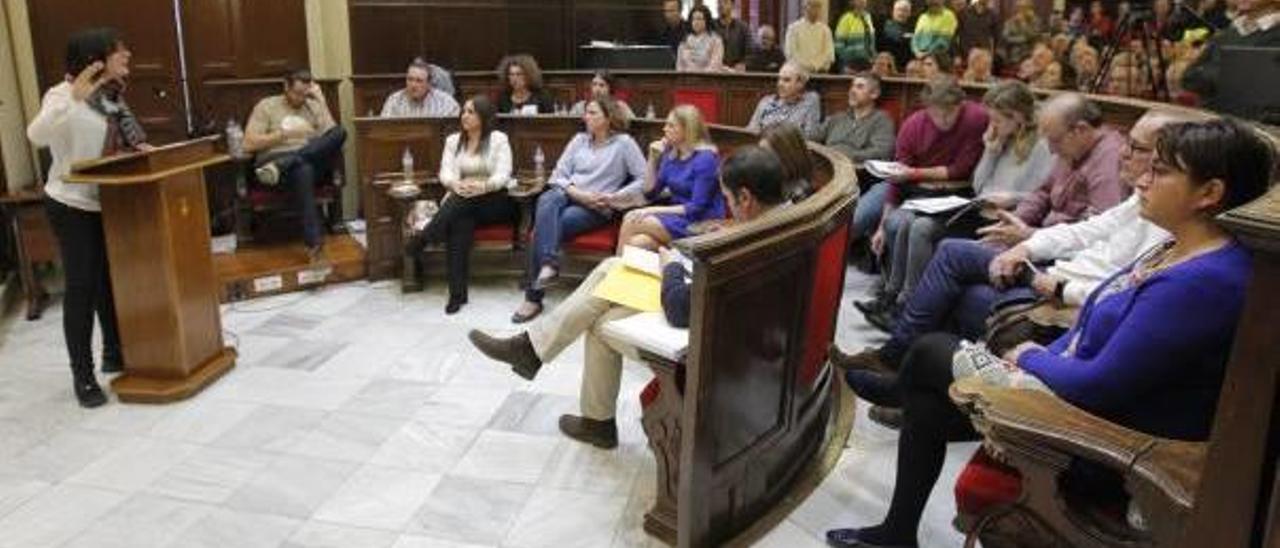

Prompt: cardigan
[
  {"left": 1019, "top": 241, "right": 1252, "bottom": 440},
  {"left": 439, "top": 131, "right": 514, "bottom": 193},
  {"left": 27, "top": 82, "right": 111, "bottom": 212}
]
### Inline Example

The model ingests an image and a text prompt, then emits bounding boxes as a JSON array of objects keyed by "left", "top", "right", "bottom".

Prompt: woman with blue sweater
[
  {"left": 617, "top": 105, "right": 723, "bottom": 253},
  {"left": 827, "top": 118, "right": 1275, "bottom": 548}
]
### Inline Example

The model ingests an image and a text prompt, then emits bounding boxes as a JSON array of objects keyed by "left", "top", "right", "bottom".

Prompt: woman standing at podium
[{"left": 26, "top": 28, "right": 148, "bottom": 408}]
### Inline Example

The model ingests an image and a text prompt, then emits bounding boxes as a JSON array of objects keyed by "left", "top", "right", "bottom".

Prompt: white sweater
[
  {"left": 1023, "top": 194, "right": 1171, "bottom": 306},
  {"left": 27, "top": 82, "right": 110, "bottom": 212},
  {"left": 438, "top": 131, "right": 514, "bottom": 193}
]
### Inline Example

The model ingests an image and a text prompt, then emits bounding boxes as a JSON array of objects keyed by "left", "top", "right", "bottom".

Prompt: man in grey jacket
[{"left": 809, "top": 72, "right": 896, "bottom": 164}]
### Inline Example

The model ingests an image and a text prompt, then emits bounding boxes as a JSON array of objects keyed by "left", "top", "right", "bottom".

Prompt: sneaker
[
  {"left": 74, "top": 378, "right": 108, "bottom": 408},
  {"left": 255, "top": 162, "right": 281, "bottom": 186},
  {"left": 558, "top": 414, "right": 618, "bottom": 449},
  {"left": 467, "top": 330, "right": 543, "bottom": 380}
]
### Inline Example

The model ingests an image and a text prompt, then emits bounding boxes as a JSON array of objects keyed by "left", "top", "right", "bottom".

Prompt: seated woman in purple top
[
  {"left": 617, "top": 105, "right": 724, "bottom": 252},
  {"left": 826, "top": 118, "right": 1275, "bottom": 548}
]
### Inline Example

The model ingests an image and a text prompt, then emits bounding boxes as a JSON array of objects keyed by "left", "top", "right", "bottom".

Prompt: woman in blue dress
[{"left": 617, "top": 105, "right": 725, "bottom": 252}]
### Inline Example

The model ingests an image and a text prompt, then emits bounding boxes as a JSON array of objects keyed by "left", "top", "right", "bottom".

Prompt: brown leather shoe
[
  {"left": 868, "top": 405, "right": 903, "bottom": 431},
  {"left": 829, "top": 345, "right": 893, "bottom": 373},
  {"left": 468, "top": 330, "right": 542, "bottom": 380},
  {"left": 558, "top": 414, "right": 618, "bottom": 449}
]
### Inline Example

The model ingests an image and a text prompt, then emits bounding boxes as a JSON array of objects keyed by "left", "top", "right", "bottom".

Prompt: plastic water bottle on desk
[
  {"left": 401, "top": 147, "right": 415, "bottom": 184},
  {"left": 533, "top": 145, "right": 546, "bottom": 183},
  {"left": 645, "top": 103, "right": 656, "bottom": 119},
  {"left": 225, "top": 119, "right": 244, "bottom": 159}
]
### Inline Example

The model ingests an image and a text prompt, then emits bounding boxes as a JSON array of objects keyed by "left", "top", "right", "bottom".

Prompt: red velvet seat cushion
[
  {"left": 566, "top": 222, "right": 620, "bottom": 253},
  {"left": 247, "top": 185, "right": 338, "bottom": 208},
  {"left": 954, "top": 447, "right": 1023, "bottom": 517},
  {"left": 473, "top": 223, "right": 516, "bottom": 244},
  {"left": 801, "top": 225, "right": 849, "bottom": 387}
]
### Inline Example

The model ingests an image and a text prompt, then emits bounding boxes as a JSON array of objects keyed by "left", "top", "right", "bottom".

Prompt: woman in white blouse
[
  {"left": 27, "top": 27, "right": 150, "bottom": 408},
  {"left": 677, "top": 5, "right": 725, "bottom": 72},
  {"left": 405, "top": 95, "right": 516, "bottom": 314}
]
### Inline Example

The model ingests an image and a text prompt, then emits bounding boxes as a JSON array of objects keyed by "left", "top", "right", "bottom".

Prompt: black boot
[
  {"left": 468, "top": 330, "right": 542, "bottom": 380},
  {"left": 445, "top": 293, "right": 468, "bottom": 315},
  {"left": 101, "top": 350, "right": 124, "bottom": 374},
  {"left": 73, "top": 372, "right": 107, "bottom": 408},
  {"left": 558, "top": 414, "right": 618, "bottom": 449}
]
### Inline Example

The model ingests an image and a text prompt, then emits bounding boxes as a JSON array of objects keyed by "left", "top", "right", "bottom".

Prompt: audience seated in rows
[
  {"left": 744, "top": 24, "right": 788, "bottom": 73},
  {"left": 960, "top": 47, "right": 996, "bottom": 82},
  {"left": 617, "top": 105, "right": 723, "bottom": 253},
  {"left": 467, "top": 146, "right": 793, "bottom": 449},
  {"left": 1181, "top": 0, "right": 1280, "bottom": 120},
  {"left": 568, "top": 70, "right": 636, "bottom": 121},
  {"left": 904, "top": 48, "right": 952, "bottom": 79},
  {"left": 827, "top": 117, "right": 1275, "bottom": 548},
  {"left": 746, "top": 62, "right": 822, "bottom": 135},
  {"left": 834, "top": 0, "right": 877, "bottom": 73},
  {"left": 853, "top": 76, "right": 986, "bottom": 253},
  {"left": 809, "top": 72, "right": 896, "bottom": 167},
  {"left": 243, "top": 69, "right": 346, "bottom": 262},
  {"left": 513, "top": 98, "right": 647, "bottom": 323},
  {"left": 380, "top": 58, "right": 460, "bottom": 118},
  {"left": 714, "top": 0, "right": 751, "bottom": 70},
  {"left": 403, "top": 96, "right": 515, "bottom": 314},
  {"left": 841, "top": 109, "right": 1180, "bottom": 377},
  {"left": 870, "top": 81, "right": 1056, "bottom": 327},
  {"left": 760, "top": 124, "right": 816, "bottom": 199},
  {"left": 785, "top": 0, "right": 836, "bottom": 73},
  {"left": 677, "top": 5, "right": 725, "bottom": 72},
  {"left": 496, "top": 54, "right": 554, "bottom": 115},
  {"left": 871, "top": 51, "right": 898, "bottom": 77}
]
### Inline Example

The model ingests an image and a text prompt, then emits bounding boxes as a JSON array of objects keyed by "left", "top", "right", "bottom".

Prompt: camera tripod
[{"left": 1090, "top": 9, "right": 1169, "bottom": 101}]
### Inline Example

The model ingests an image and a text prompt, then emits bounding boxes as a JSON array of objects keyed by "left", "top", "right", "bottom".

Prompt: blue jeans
[
  {"left": 853, "top": 181, "right": 889, "bottom": 238},
  {"left": 256, "top": 126, "right": 347, "bottom": 247},
  {"left": 881, "top": 238, "right": 1035, "bottom": 364},
  {"left": 526, "top": 187, "right": 611, "bottom": 302}
]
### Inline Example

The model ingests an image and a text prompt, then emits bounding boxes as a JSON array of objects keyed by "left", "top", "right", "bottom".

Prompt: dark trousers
[
  {"left": 883, "top": 238, "right": 1035, "bottom": 364},
  {"left": 45, "top": 197, "right": 122, "bottom": 379},
  {"left": 525, "top": 187, "right": 611, "bottom": 303},
  {"left": 880, "top": 332, "right": 979, "bottom": 541},
  {"left": 407, "top": 191, "right": 517, "bottom": 300},
  {"left": 257, "top": 126, "right": 347, "bottom": 247}
]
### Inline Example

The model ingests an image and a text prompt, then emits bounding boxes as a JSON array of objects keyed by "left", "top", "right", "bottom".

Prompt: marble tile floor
[{"left": 0, "top": 270, "right": 973, "bottom": 547}]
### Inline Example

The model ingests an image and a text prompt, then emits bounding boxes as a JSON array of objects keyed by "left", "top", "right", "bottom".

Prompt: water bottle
[
  {"left": 645, "top": 103, "right": 656, "bottom": 119},
  {"left": 533, "top": 145, "right": 546, "bottom": 182},
  {"left": 225, "top": 119, "right": 244, "bottom": 158},
  {"left": 401, "top": 147, "right": 415, "bottom": 183}
]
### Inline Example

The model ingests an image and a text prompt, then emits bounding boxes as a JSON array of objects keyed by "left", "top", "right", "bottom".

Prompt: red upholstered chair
[
  {"left": 954, "top": 448, "right": 1023, "bottom": 520},
  {"left": 565, "top": 221, "right": 621, "bottom": 254},
  {"left": 472, "top": 222, "right": 519, "bottom": 247},
  {"left": 672, "top": 88, "right": 721, "bottom": 124},
  {"left": 244, "top": 164, "right": 344, "bottom": 241},
  {"left": 879, "top": 96, "right": 905, "bottom": 127}
]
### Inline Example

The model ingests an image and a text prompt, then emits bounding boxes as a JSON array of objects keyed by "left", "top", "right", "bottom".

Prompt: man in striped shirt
[{"left": 380, "top": 59, "right": 460, "bottom": 118}]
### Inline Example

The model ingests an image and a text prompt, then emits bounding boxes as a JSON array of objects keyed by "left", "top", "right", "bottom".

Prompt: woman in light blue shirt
[{"left": 513, "top": 98, "right": 647, "bottom": 323}]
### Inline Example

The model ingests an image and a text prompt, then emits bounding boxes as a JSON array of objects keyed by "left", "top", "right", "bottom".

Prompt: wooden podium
[{"left": 64, "top": 136, "right": 237, "bottom": 403}]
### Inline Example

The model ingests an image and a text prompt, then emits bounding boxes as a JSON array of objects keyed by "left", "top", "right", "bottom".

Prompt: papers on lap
[
  {"left": 900, "top": 195, "right": 973, "bottom": 215},
  {"left": 601, "top": 312, "right": 689, "bottom": 362},
  {"left": 593, "top": 246, "right": 664, "bottom": 312},
  {"left": 865, "top": 160, "right": 909, "bottom": 179}
]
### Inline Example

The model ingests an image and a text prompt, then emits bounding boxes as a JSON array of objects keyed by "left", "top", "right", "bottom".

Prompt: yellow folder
[{"left": 591, "top": 261, "right": 663, "bottom": 312}]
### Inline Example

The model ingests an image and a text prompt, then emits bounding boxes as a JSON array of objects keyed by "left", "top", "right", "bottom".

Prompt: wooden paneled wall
[
  {"left": 348, "top": 0, "right": 682, "bottom": 73},
  {"left": 25, "top": 0, "right": 187, "bottom": 144},
  {"left": 24, "top": 0, "right": 310, "bottom": 144}
]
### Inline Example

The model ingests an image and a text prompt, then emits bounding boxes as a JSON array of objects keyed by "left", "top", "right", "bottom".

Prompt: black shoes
[
  {"left": 101, "top": 353, "right": 124, "bottom": 374},
  {"left": 445, "top": 295, "right": 467, "bottom": 315},
  {"left": 826, "top": 527, "right": 917, "bottom": 548},
  {"left": 843, "top": 369, "right": 902, "bottom": 408},
  {"left": 74, "top": 377, "right": 107, "bottom": 408},
  {"left": 558, "top": 414, "right": 618, "bottom": 449},
  {"left": 468, "top": 330, "right": 543, "bottom": 380}
]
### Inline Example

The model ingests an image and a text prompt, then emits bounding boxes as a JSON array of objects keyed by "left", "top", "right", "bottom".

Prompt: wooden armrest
[
  {"left": 950, "top": 377, "right": 1205, "bottom": 509},
  {"left": 0, "top": 188, "right": 45, "bottom": 205}
]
